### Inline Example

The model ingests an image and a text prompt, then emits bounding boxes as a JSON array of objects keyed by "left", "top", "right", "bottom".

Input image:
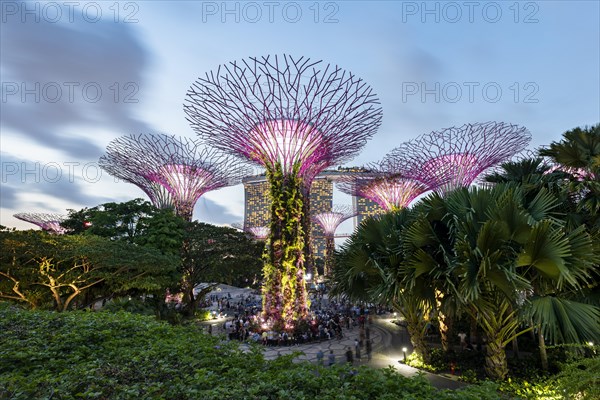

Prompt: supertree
[
  {"left": 13, "top": 213, "right": 67, "bottom": 234},
  {"left": 312, "top": 205, "right": 357, "bottom": 277},
  {"left": 99, "top": 134, "right": 251, "bottom": 221},
  {"left": 247, "top": 226, "right": 270, "bottom": 241},
  {"left": 337, "top": 170, "right": 428, "bottom": 212},
  {"left": 184, "top": 54, "right": 382, "bottom": 329},
  {"left": 384, "top": 122, "right": 531, "bottom": 195},
  {"left": 99, "top": 155, "right": 174, "bottom": 210}
]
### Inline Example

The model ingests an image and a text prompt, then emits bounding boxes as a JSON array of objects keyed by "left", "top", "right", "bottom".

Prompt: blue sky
[{"left": 1, "top": 0, "right": 599, "bottom": 230}]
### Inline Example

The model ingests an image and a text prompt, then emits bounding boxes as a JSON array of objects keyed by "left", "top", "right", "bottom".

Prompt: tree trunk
[
  {"left": 439, "top": 312, "right": 452, "bottom": 352},
  {"left": 484, "top": 334, "right": 508, "bottom": 380},
  {"left": 538, "top": 328, "right": 548, "bottom": 371},
  {"left": 469, "top": 314, "right": 478, "bottom": 349},
  {"left": 435, "top": 290, "right": 452, "bottom": 352},
  {"left": 512, "top": 338, "right": 520, "bottom": 359},
  {"left": 324, "top": 236, "right": 335, "bottom": 276},
  {"left": 405, "top": 318, "right": 430, "bottom": 363}
]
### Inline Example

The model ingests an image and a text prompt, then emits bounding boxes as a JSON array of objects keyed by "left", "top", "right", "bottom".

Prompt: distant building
[
  {"left": 354, "top": 197, "right": 383, "bottom": 225},
  {"left": 243, "top": 169, "right": 384, "bottom": 259}
]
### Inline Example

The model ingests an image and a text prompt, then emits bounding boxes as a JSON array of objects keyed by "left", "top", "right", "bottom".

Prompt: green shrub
[
  {"left": 550, "top": 357, "right": 600, "bottom": 400},
  {"left": 546, "top": 344, "right": 599, "bottom": 372},
  {"left": 498, "top": 377, "right": 560, "bottom": 400},
  {"left": 101, "top": 297, "right": 155, "bottom": 315},
  {"left": 195, "top": 309, "right": 212, "bottom": 321},
  {"left": 0, "top": 305, "right": 506, "bottom": 399}
]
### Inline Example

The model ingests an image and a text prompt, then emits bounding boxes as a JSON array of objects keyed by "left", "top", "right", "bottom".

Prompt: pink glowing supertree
[
  {"left": 99, "top": 155, "right": 174, "bottom": 210},
  {"left": 312, "top": 205, "right": 357, "bottom": 276},
  {"left": 13, "top": 213, "right": 67, "bottom": 234},
  {"left": 384, "top": 122, "right": 531, "bottom": 195},
  {"left": 185, "top": 54, "right": 382, "bottom": 329},
  {"left": 247, "top": 226, "right": 270, "bottom": 241},
  {"left": 100, "top": 134, "right": 251, "bottom": 221},
  {"left": 337, "top": 170, "right": 428, "bottom": 212}
]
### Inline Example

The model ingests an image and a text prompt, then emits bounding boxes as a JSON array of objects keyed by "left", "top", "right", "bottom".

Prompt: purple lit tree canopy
[
  {"left": 312, "top": 205, "right": 357, "bottom": 276},
  {"left": 184, "top": 54, "right": 382, "bottom": 329},
  {"left": 384, "top": 122, "right": 531, "bottom": 195},
  {"left": 247, "top": 226, "right": 270, "bottom": 241},
  {"left": 185, "top": 55, "right": 382, "bottom": 184},
  {"left": 313, "top": 205, "right": 356, "bottom": 236},
  {"left": 337, "top": 172, "right": 427, "bottom": 212},
  {"left": 100, "top": 134, "right": 251, "bottom": 221},
  {"left": 99, "top": 156, "right": 174, "bottom": 210},
  {"left": 14, "top": 213, "right": 67, "bottom": 234}
]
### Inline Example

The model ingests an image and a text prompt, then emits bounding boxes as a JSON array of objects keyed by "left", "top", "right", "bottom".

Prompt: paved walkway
[{"left": 201, "top": 314, "right": 465, "bottom": 390}]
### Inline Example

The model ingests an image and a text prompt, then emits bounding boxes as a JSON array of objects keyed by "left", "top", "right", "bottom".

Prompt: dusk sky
[{"left": 1, "top": 0, "right": 599, "bottom": 230}]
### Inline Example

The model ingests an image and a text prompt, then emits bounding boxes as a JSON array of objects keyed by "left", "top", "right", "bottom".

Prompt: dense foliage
[
  {"left": 0, "top": 229, "right": 179, "bottom": 311},
  {"left": 332, "top": 125, "right": 600, "bottom": 381},
  {"left": 179, "top": 221, "right": 264, "bottom": 312},
  {"left": 262, "top": 164, "right": 310, "bottom": 330},
  {"left": 62, "top": 199, "right": 186, "bottom": 255},
  {"left": 0, "top": 305, "right": 504, "bottom": 400}
]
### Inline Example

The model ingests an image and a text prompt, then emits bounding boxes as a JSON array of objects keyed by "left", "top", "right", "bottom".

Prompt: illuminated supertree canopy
[
  {"left": 99, "top": 155, "right": 174, "bottom": 210},
  {"left": 337, "top": 171, "right": 428, "bottom": 211},
  {"left": 100, "top": 134, "right": 251, "bottom": 221},
  {"left": 384, "top": 122, "right": 531, "bottom": 195},
  {"left": 247, "top": 226, "right": 270, "bottom": 241},
  {"left": 184, "top": 54, "right": 382, "bottom": 329},
  {"left": 312, "top": 205, "right": 357, "bottom": 276},
  {"left": 14, "top": 213, "right": 67, "bottom": 234}
]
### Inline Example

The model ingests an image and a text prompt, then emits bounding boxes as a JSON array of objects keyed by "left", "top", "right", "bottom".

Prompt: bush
[
  {"left": 195, "top": 309, "right": 212, "bottom": 321},
  {"left": 101, "top": 297, "right": 156, "bottom": 315},
  {"left": 0, "top": 304, "right": 506, "bottom": 399},
  {"left": 550, "top": 356, "right": 600, "bottom": 400},
  {"left": 546, "top": 344, "right": 599, "bottom": 372}
]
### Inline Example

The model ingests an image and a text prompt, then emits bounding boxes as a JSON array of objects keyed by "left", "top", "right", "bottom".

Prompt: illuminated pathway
[{"left": 203, "top": 313, "right": 465, "bottom": 390}]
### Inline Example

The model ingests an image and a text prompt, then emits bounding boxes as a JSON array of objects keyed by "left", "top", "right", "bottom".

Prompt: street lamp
[{"left": 402, "top": 347, "right": 407, "bottom": 362}]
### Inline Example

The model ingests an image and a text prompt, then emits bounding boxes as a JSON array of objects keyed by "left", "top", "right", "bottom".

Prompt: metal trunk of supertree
[
  {"left": 100, "top": 134, "right": 250, "bottom": 221},
  {"left": 384, "top": 122, "right": 531, "bottom": 195},
  {"left": 185, "top": 54, "right": 382, "bottom": 330},
  {"left": 312, "top": 205, "right": 357, "bottom": 276}
]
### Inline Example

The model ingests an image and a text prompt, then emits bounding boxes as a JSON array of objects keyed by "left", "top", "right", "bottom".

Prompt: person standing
[
  {"left": 458, "top": 332, "right": 467, "bottom": 350},
  {"left": 316, "top": 348, "right": 324, "bottom": 366},
  {"left": 328, "top": 350, "right": 336, "bottom": 366},
  {"left": 354, "top": 339, "right": 361, "bottom": 361},
  {"left": 345, "top": 347, "right": 354, "bottom": 365},
  {"left": 366, "top": 339, "right": 372, "bottom": 362}
]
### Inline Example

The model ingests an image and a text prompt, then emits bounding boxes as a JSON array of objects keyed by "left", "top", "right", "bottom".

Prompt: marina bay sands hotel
[{"left": 242, "top": 168, "right": 383, "bottom": 260}]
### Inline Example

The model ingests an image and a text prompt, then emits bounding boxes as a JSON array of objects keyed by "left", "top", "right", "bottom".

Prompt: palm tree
[
  {"left": 540, "top": 124, "right": 600, "bottom": 228},
  {"left": 401, "top": 195, "right": 461, "bottom": 353},
  {"left": 331, "top": 210, "right": 434, "bottom": 362},
  {"left": 445, "top": 184, "right": 599, "bottom": 379}
]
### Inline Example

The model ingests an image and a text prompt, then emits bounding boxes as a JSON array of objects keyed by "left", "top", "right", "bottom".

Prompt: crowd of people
[{"left": 206, "top": 290, "right": 385, "bottom": 352}]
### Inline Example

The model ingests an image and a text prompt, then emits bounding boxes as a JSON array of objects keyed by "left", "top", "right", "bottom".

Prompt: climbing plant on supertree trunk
[{"left": 262, "top": 164, "right": 309, "bottom": 329}]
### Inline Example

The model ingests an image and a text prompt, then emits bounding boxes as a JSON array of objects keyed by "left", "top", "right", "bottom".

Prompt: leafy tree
[
  {"left": 332, "top": 211, "right": 434, "bottom": 362},
  {"left": 179, "top": 222, "right": 264, "bottom": 313},
  {"left": 441, "top": 185, "right": 599, "bottom": 379},
  {"left": 0, "top": 229, "right": 179, "bottom": 311},
  {"left": 539, "top": 123, "right": 600, "bottom": 228},
  {"left": 62, "top": 199, "right": 184, "bottom": 254}
]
